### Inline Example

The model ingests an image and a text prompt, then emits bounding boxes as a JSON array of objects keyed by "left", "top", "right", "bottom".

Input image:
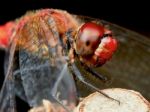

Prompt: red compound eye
[
  {"left": 75, "top": 22, "right": 104, "bottom": 55},
  {"left": 95, "top": 36, "right": 118, "bottom": 65}
]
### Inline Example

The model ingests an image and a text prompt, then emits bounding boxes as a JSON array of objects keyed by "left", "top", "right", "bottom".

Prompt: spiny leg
[
  {"left": 50, "top": 64, "right": 73, "bottom": 112},
  {"left": 50, "top": 94, "right": 71, "bottom": 112},
  {"left": 82, "top": 64, "right": 109, "bottom": 82},
  {"left": 68, "top": 63, "right": 120, "bottom": 104}
]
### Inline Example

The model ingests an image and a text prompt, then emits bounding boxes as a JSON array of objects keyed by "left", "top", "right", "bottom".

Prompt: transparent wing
[{"left": 0, "top": 38, "right": 17, "bottom": 112}]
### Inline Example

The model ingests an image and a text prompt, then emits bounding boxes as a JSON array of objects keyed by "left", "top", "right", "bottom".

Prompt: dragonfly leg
[
  {"left": 82, "top": 65, "right": 109, "bottom": 83},
  {"left": 68, "top": 63, "right": 120, "bottom": 104},
  {"left": 51, "top": 93, "right": 72, "bottom": 112}
]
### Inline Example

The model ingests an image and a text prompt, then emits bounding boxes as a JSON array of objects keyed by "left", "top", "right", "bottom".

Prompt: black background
[
  {"left": 0, "top": 0, "right": 149, "bottom": 111},
  {"left": 0, "top": 0, "right": 150, "bottom": 36}
]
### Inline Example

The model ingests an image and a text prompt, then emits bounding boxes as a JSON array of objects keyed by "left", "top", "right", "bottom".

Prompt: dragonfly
[{"left": 0, "top": 9, "right": 118, "bottom": 112}]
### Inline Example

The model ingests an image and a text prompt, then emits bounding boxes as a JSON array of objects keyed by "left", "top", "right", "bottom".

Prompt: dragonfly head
[{"left": 74, "top": 22, "right": 118, "bottom": 67}]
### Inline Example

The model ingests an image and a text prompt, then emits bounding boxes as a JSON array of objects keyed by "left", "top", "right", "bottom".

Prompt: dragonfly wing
[
  {"left": 19, "top": 50, "right": 77, "bottom": 106},
  {"left": 0, "top": 38, "right": 17, "bottom": 112},
  {"left": 19, "top": 50, "right": 59, "bottom": 106},
  {"left": 14, "top": 70, "right": 27, "bottom": 101}
]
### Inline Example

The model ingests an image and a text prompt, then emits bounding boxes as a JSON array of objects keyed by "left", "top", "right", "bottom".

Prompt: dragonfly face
[
  {"left": 0, "top": 9, "right": 118, "bottom": 112},
  {"left": 73, "top": 22, "right": 117, "bottom": 67}
]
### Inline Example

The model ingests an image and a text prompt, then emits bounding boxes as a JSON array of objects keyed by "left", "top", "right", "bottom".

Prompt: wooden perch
[
  {"left": 29, "top": 88, "right": 150, "bottom": 112},
  {"left": 74, "top": 88, "right": 150, "bottom": 112}
]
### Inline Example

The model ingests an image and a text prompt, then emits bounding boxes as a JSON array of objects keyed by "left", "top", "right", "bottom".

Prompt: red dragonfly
[{"left": 0, "top": 9, "right": 117, "bottom": 112}]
